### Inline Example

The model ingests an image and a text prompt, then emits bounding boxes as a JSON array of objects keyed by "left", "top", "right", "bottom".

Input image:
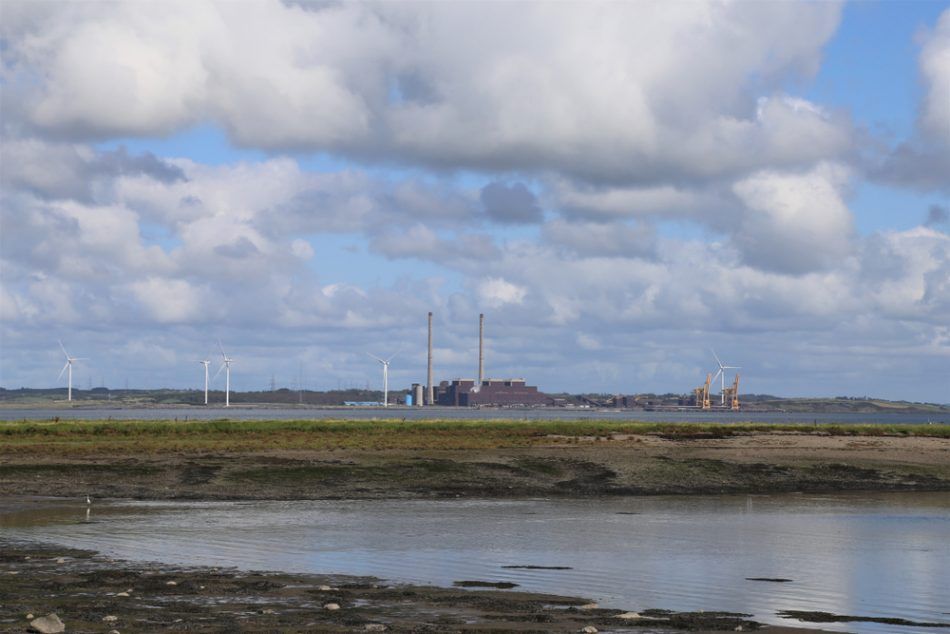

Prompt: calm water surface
[
  {"left": 4, "top": 493, "right": 948, "bottom": 632},
  {"left": 1, "top": 406, "right": 947, "bottom": 424}
]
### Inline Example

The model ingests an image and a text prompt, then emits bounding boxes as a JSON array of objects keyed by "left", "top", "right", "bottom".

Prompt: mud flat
[
  {"left": 1, "top": 539, "right": 833, "bottom": 633},
  {"left": 0, "top": 420, "right": 947, "bottom": 500}
]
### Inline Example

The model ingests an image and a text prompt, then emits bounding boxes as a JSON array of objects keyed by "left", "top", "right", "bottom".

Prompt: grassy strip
[{"left": 0, "top": 419, "right": 946, "bottom": 456}]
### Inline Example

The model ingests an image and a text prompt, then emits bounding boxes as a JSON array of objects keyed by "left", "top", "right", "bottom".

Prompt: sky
[{"left": 1, "top": 0, "right": 948, "bottom": 402}]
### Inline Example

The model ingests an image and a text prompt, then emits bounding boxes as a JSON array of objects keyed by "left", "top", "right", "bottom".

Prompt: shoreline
[{"left": 0, "top": 536, "right": 835, "bottom": 633}]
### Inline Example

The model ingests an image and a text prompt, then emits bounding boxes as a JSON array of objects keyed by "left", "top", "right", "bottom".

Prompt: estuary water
[
  {"left": 1, "top": 405, "right": 947, "bottom": 424},
  {"left": 3, "top": 493, "right": 948, "bottom": 632}
]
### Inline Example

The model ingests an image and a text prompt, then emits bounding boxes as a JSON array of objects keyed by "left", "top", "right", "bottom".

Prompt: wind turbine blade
[
  {"left": 712, "top": 368, "right": 722, "bottom": 383},
  {"left": 213, "top": 363, "right": 225, "bottom": 379},
  {"left": 218, "top": 340, "right": 227, "bottom": 359},
  {"left": 58, "top": 362, "right": 70, "bottom": 380},
  {"left": 711, "top": 348, "right": 723, "bottom": 368},
  {"left": 385, "top": 351, "right": 399, "bottom": 363},
  {"left": 59, "top": 340, "right": 69, "bottom": 358},
  {"left": 366, "top": 352, "right": 384, "bottom": 364}
]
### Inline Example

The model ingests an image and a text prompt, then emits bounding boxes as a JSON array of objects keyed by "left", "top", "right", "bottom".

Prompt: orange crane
[
  {"left": 693, "top": 373, "right": 711, "bottom": 410},
  {"left": 731, "top": 374, "right": 740, "bottom": 411}
]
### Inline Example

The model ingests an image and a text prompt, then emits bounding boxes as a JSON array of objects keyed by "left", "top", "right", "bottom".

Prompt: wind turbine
[
  {"left": 198, "top": 358, "right": 211, "bottom": 405},
  {"left": 711, "top": 349, "right": 740, "bottom": 406},
  {"left": 367, "top": 352, "right": 398, "bottom": 407},
  {"left": 57, "top": 341, "right": 86, "bottom": 402},
  {"left": 214, "top": 342, "right": 233, "bottom": 407}
]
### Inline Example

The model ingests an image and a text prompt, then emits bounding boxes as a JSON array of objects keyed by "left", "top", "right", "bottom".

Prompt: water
[
  {"left": 1, "top": 406, "right": 946, "bottom": 424},
  {"left": 4, "top": 493, "right": 948, "bottom": 632}
]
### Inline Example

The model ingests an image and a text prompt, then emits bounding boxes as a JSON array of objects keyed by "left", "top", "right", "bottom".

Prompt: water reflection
[{"left": 3, "top": 492, "right": 948, "bottom": 633}]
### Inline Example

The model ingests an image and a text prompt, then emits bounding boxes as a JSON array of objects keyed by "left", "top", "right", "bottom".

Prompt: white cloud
[
  {"left": 2, "top": 1, "right": 848, "bottom": 182},
  {"left": 477, "top": 278, "right": 527, "bottom": 308},
  {"left": 129, "top": 277, "right": 203, "bottom": 323},
  {"left": 732, "top": 162, "right": 854, "bottom": 273},
  {"left": 919, "top": 10, "right": 950, "bottom": 140}
]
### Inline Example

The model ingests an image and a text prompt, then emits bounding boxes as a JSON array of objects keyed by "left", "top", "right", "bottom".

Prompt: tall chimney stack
[
  {"left": 426, "top": 312, "right": 434, "bottom": 406},
  {"left": 477, "top": 313, "right": 484, "bottom": 388}
]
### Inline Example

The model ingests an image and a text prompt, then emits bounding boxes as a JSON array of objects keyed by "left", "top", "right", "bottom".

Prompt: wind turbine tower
[
  {"left": 57, "top": 341, "right": 86, "bottom": 402},
  {"left": 711, "top": 349, "right": 740, "bottom": 406},
  {"left": 216, "top": 342, "right": 234, "bottom": 407},
  {"left": 368, "top": 352, "right": 398, "bottom": 407},
  {"left": 198, "top": 359, "right": 211, "bottom": 405}
]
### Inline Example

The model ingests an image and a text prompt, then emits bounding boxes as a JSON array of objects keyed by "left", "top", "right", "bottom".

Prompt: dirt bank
[
  {"left": 1, "top": 430, "right": 947, "bottom": 500},
  {"left": 0, "top": 540, "right": 833, "bottom": 633}
]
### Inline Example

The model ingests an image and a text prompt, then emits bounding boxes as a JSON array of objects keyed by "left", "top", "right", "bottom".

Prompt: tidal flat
[
  {"left": 0, "top": 419, "right": 947, "bottom": 499},
  {"left": 2, "top": 420, "right": 948, "bottom": 632}
]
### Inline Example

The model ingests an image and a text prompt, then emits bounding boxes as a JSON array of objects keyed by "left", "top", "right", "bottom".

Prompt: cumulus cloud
[
  {"left": 477, "top": 278, "right": 527, "bottom": 309},
  {"left": 731, "top": 162, "right": 854, "bottom": 274},
  {"left": 1, "top": 0, "right": 850, "bottom": 183},
  {"left": 480, "top": 182, "right": 543, "bottom": 224},
  {"left": 876, "top": 9, "right": 950, "bottom": 191}
]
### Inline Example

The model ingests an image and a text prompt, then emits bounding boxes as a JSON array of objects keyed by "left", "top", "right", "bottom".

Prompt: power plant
[{"left": 412, "top": 312, "right": 549, "bottom": 407}]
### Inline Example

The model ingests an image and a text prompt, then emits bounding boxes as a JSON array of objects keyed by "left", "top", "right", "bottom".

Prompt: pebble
[
  {"left": 317, "top": 584, "right": 334, "bottom": 591},
  {"left": 578, "top": 602, "right": 599, "bottom": 609},
  {"left": 102, "top": 615, "right": 118, "bottom": 622},
  {"left": 258, "top": 608, "right": 277, "bottom": 615},
  {"left": 199, "top": 585, "right": 205, "bottom": 590},
  {"left": 115, "top": 592, "right": 130, "bottom": 597},
  {"left": 364, "top": 625, "right": 387, "bottom": 632},
  {"left": 323, "top": 602, "right": 341, "bottom": 611},
  {"left": 55, "top": 558, "right": 66, "bottom": 564},
  {"left": 581, "top": 627, "right": 598, "bottom": 634},
  {"left": 25, "top": 613, "right": 34, "bottom": 620},
  {"left": 29, "top": 613, "right": 65, "bottom": 634},
  {"left": 109, "top": 630, "right": 120, "bottom": 634},
  {"left": 165, "top": 580, "right": 178, "bottom": 586},
  {"left": 615, "top": 611, "right": 642, "bottom": 619}
]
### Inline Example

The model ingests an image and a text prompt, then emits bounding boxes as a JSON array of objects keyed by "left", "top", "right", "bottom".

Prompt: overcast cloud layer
[{"left": 1, "top": 1, "right": 948, "bottom": 401}]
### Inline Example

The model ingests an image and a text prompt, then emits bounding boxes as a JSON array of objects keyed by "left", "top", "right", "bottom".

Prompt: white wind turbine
[
  {"left": 214, "top": 342, "right": 234, "bottom": 407},
  {"left": 711, "top": 349, "right": 740, "bottom": 406},
  {"left": 367, "top": 351, "right": 398, "bottom": 407},
  {"left": 57, "top": 341, "right": 86, "bottom": 402},
  {"left": 198, "top": 358, "right": 211, "bottom": 405}
]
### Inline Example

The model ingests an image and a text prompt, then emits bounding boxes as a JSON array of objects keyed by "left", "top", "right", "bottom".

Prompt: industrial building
[
  {"left": 413, "top": 378, "right": 550, "bottom": 407},
  {"left": 415, "top": 312, "right": 550, "bottom": 407}
]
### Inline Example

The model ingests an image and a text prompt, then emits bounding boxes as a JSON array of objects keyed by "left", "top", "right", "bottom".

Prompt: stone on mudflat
[
  {"left": 102, "top": 615, "right": 117, "bottom": 622},
  {"left": 115, "top": 592, "right": 129, "bottom": 597},
  {"left": 323, "top": 603, "right": 341, "bottom": 611},
  {"left": 29, "top": 613, "right": 65, "bottom": 633},
  {"left": 364, "top": 625, "right": 387, "bottom": 632},
  {"left": 581, "top": 627, "right": 598, "bottom": 634},
  {"left": 615, "top": 611, "right": 642, "bottom": 619},
  {"left": 578, "top": 602, "right": 599, "bottom": 609}
]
